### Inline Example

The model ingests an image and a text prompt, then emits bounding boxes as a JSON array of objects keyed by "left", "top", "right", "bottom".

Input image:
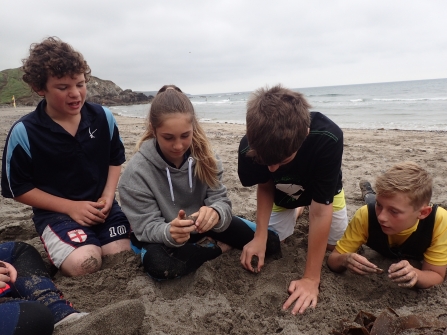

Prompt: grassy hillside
[
  {"left": 0, "top": 68, "right": 34, "bottom": 104},
  {"left": 0, "top": 67, "right": 150, "bottom": 106}
]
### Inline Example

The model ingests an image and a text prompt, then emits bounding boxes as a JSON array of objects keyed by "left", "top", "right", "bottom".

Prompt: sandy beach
[{"left": 2, "top": 106, "right": 447, "bottom": 334}]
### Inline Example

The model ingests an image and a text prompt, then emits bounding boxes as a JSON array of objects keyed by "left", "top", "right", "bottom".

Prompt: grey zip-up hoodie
[{"left": 118, "top": 138, "right": 232, "bottom": 247}]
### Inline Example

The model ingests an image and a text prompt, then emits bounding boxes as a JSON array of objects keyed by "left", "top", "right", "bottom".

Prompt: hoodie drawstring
[
  {"left": 166, "top": 167, "right": 175, "bottom": 202},
  {"left": 165, "top": 157, "right": 194, "bottom": 203},
  {"left": 188, "top": 157, "right": 194, "bottom": 190}
]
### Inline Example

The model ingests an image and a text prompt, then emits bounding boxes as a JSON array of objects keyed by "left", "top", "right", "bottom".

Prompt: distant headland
[{"left": 0, "top": 67, "right": 153, "bottom": 107}]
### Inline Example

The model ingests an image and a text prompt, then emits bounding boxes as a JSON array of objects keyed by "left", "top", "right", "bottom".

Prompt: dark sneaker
[{"left": 359, "top": 180, "right": 375, "bottom": 199}]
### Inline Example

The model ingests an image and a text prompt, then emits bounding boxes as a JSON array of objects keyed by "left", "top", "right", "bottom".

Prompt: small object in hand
[
  {"left": 375, "top": 267, "right": 384, "bottom": 274},
  {"left": 96, "top": 200, "right": 105, "bottom": 212},
  {"left": 187, "top": 215, "right": 198, "bottom": 224},
  {"left": 251, "top": 255, "right": 259, "bottom": 274}
]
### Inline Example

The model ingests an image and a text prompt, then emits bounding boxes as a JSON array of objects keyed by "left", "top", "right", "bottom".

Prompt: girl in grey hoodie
[{"left": 118, "top": 85, "right": 280, "bottom": 280}]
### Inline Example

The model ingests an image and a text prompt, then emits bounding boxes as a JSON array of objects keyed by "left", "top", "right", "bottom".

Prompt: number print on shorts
[{"left": 109, "top": 225, "right": 127, "bottom": 238}]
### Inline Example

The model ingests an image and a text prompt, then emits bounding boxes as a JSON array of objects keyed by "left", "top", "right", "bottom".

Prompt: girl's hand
[
  {"left": 170, "top": 210, "right": 197, "bottom": 243},
  {"left": 193, "top": 206, "right": 220, "bottom": 233},
  {"left": 388, "top": 260, "right": 418, "bottom": 288},
  {"left": 343, "top": 253, "right": 382, "bottom": 275},
  {"left": 0, "top": 261, "right": 18, "bottom": 286}
]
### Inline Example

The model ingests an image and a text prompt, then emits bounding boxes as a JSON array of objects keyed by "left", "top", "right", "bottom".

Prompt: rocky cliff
[
  {"left": 0, "top": 68, "right": 153, "bottom": 106},
  {"left": 86, "top": 76, "right": 153, "bottom": 105}
]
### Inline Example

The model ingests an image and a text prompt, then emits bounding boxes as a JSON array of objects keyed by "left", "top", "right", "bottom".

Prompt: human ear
[
  {"left": 34, "top": 88, "right": 45, "bottom": 97},
  {"left": 417, "top": 205, "right": 432, "bottom": 220}
]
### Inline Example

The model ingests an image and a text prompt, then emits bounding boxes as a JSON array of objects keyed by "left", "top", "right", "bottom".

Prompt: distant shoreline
[{"left": 1, "top": 106, "right": 446, "bottom": 133}]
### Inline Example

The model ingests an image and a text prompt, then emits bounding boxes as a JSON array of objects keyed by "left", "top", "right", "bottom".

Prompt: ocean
[{"left": 110, "top": 78, "right": 447, "bottom": 131}]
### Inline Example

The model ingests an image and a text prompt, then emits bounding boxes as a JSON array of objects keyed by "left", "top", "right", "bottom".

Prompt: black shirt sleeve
[{"left": 237, "top": 135, "right": 271, "bottom": 186}]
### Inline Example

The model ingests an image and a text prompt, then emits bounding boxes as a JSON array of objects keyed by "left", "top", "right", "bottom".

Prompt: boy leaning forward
[
  {"left": 1, "top": 37, "right": 131, "bottom": 276},
  {"left": 237, "top": 85, "right": 348, "bottom": 314}
]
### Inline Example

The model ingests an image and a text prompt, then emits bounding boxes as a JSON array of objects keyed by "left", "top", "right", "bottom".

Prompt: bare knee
[
  {"left": 101, "top": 238, "right": 131, "bottom": 256},
  {"left": 60, "top": 245, "right": 102, "bottom": 277}
]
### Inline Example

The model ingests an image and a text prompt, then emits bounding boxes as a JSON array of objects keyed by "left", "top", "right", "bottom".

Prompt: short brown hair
[
  {"left": 375, "top": 161, "right": 433, "bottom": 209},
  {"left": 22, "top": 37, "right": 91, "bottom": 92},
  {"left": 246, "top": 85, "right": 311, "bottom": 165}
]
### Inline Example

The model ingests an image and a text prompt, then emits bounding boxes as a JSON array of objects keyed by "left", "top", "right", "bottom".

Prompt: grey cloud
[{"left": 1, "top": 0, "right": 447, "bottom": 94}]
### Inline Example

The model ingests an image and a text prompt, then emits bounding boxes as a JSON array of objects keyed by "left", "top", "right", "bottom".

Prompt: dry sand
[{"left": 2, "top": 106, "right": 447, "bottom": 334}]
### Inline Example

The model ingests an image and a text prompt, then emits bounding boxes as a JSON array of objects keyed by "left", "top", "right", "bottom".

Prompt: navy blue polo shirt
[{"left": 1, "top": 100, "right": 125, "bottom": 232}]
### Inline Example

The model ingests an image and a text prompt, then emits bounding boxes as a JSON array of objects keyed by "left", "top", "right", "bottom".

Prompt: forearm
[
  {"left": 415, "top": 263, "right": 446, "bottom": 289},
  {"left": 205, "top": 183, "right": 232, "bottom": 231},
  {"left": 304, "top": 202, "right": 333, "bottom": 281},
  {"left": 101, "top": 165, "right": 122, "bottom": 200},
  {"left": 15, "top": 188, "right": 73, "bottom": 215},
  {"left": 255, "top": 180, "right": 275, "bottom": 240},
  {"left": 415, "top": 270, "right": 443, "bottom": 289},
  {"left": 118, "top": 185, "right": 179, "bottom": 245},
  {"left": 327, "top": 250, "right": 348, "bottom": 272}
]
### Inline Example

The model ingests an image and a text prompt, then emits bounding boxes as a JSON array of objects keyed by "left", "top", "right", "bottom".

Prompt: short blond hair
[{"left": 375, "top": 161, "right": 432, "bottom": 209}]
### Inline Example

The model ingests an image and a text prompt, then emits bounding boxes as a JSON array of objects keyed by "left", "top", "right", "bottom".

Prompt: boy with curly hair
[
  {"left": 238, "top": 85, "right": 348, "bottom": 314},
  {"left": 1, "top": 37, "right": 131, "bottom": 276},
  {"left": 327, "top": 162, "right": 447, "bottom": 289}
]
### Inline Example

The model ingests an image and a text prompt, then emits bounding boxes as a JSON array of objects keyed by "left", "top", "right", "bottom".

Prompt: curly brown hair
[{"left": 22, "top": 37, "right": 91, "bottom": 92}]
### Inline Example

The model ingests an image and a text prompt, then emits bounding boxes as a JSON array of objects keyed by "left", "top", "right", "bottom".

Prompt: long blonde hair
[{"left": 136, "top": 85, "right": 219, "bottom": 188}]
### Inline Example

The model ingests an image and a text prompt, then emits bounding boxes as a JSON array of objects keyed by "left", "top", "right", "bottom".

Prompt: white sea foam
[
  {"left": 112, "top": 78, "right": 447, "bottom": 131},
  {"left": 373, "top": 97, "right": 447, "bottom": 102}
]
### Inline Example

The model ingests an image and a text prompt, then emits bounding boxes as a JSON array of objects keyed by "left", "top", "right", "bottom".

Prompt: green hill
[
  {"left": 0, "top": 67, "right": 152, "bottom": 106},
  {"left": 0, "top": 68, "right": 36, "bottom": 105}
]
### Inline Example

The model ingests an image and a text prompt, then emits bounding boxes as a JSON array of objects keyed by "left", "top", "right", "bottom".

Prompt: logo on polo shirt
[
  {"left": 89, "top": 127, "right": 97, "bottom": 139},
  {"left": 276, "top": 183, "right": 305, "bottom": 200},
  {"left": 67, "top": 229, "right": 87, "bottom": 243}
]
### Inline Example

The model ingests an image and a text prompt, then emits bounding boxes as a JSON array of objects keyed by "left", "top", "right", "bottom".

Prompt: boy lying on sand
[{"left": 327, "top": 161, "right": 447, "bottom": 289}]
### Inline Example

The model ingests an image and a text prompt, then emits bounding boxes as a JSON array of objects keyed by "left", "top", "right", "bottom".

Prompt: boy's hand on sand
[
  {"left": 388, "top": 260, "right": 418, "bottom": 288},
  {"left": 344, "top": 253, "right": 382, "bottom": 275},
  {"left": 170, "top": 210, "right": 197, "bottom": 243},
  {"left": 283, "top": 277, "right": 319, "bottom": 315},
  {"left": 240, "top": 237, "right": 266, "bottom": 273},
  {"left": 67, "top": 201, "right": 106, "bottom": 227},
  {"left": 0, "top": 261, "right": 17, "bottom": 286},
  {"left": 193, "top": 206, "right": 220, "bottom": 233}
]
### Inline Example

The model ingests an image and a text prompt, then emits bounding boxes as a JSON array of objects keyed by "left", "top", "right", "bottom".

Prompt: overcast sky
[{"left": 1, "top": 1, "right": 446, "bottom": 94}]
